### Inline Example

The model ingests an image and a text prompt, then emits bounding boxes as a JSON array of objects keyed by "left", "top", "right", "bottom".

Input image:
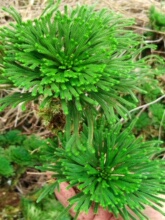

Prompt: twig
[
  {"left": 132, "top": 26, "right": 165, "bottom": 35},
  {"left": 26, "top": 171, "right": 48, "bottom": 175},
  {"left": 16, "top": 184, "right": 24, "bottom": 194},
  {"left": 14, "top": 103, "right": 22, "bottom": 127},
  {"left": 145, "top": 36, "right": 164, "bottom": 44},
  {"left": 129, "top": 94, "right": 165, "bottom": 114},
  {"left": 120, "top": 94, "right": 165, "bottom": 122},
  {"left": 158, "top": 110, "right": 165, "bottom": 141},
  {"left": 0, "top": 84, "right": 13, "bottom": 89}
]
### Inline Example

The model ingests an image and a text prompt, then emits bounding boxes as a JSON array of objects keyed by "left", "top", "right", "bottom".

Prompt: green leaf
[
  {"left": 2, "top": 6, "right": 22, "bottom": 24},
  {"left": 9, "top": 146, "right": 33, "bottom": 166},
  {"left": 37, "top": 181, "right": 58, "bottom": 203},
  {"left": 0, "top": 92, "right": 37, "bottom": 111},
  {"left": 0, "top": 156, "right": 14, "bottom": 177}
]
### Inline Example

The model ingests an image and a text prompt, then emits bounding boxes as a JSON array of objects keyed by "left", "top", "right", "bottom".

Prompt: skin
[{"left": 55, "top": 182, "right": 165, "bottom": 220}]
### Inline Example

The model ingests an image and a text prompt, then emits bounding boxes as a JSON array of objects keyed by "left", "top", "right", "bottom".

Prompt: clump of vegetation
[
  {"left": 0, "top": 2, "right": 153, "bottom": 141},
  {"left": 131, "top": 5, "right": 165, "bottom": 142},
  {"left": 0, "top": 1, "right": 165, "bottom": 220},
  {"left": 0, "top": 130, "right": 49, "bottom": 185},
  {"left": 149, "top": 6, "right": 165, "bottom": 31},
  {"left": 0, "top": 129, "right": 70, "bottom": 220},
  {"left": 40, "top": 119, "right": 165, "bottom": 219},
  {"left": 21, "top": 194, "right": 71, "bottom": 220}
]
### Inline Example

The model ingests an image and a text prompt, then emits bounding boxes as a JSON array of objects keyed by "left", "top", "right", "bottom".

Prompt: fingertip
[
  {"left": 54, "top": 182, "right": 76, "bottom": 207},
  {"left": 76, "top": 209, "right": 95, "bottom": 220},
  {"left": 93, "top": 207, "right": 113, "bottom": 220},
  {"left": 55, "top": 182, "right": 76, "bottom": 199},
  {"left": 143, "top": 207, "right": 165, "bottom": 220},
  {"left": 109, "top": 216, "right": 123, "bottom": 220}
]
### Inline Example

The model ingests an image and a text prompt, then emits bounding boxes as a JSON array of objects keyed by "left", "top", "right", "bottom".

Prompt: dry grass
[{"left": 0, "top": 0, "right": 165, "bottom": 25}]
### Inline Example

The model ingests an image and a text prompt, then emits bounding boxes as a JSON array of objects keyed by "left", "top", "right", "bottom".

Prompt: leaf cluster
[
  {"left": 131, "top": 76, "right": 165, "bottom": 141},
  {"left": 0, "top": 129, "right": 71, "bottom": 220},
  {"left": 41, "top": 120, "right": 165, "bottom": 220},
  {"left": 0, "top": 4, "right": 152, "bottom": 137},
  {"left": 21, "top": 194, "right": 71, "bottom": 220},
  {"left": 0, "top": 130, "right": 57, "bottom": 179},
  {"left": 149, "top": 6, "right": 165, "bottom": 31}
]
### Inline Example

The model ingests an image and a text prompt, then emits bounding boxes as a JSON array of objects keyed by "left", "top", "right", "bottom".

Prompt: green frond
[
  {"left": 8, "top": 146, "right": 33, "bottom": 166},
  {"left": 40, "top": 0, "right": 61, "bottom": 17},
  {"left": 0, "top": 156, "right": 14, "bottom": 177},
  {"left": 2, "top": 6, "right": 22, "bottom": 24},
  {"left": 37, "top": 181, "right": 58, "bottom": 203},
  {"left": 0, "top": 92, "right": 37, "bottom": 111}
]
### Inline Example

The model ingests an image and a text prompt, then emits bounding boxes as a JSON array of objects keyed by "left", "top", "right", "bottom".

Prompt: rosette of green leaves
[
  {"left": 0, "top": 4, "right": 149, "bottom": 137},
  {"left": 42, "top": 121, "right": 165, "bottom": 220}
]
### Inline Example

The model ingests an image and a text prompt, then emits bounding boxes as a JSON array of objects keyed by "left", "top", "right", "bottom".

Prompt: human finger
[
  {"left": 143, "top": 206, "right": 165, "bottom": 220},
  {"left": 144, "top": 194, "right": 165, "bottom": 220},
  {"left": 55, "top": 182, "right": 77, "bottom": 217},
  {"left": 55, "top": 182, "right": 95, "bottom": 220},
  {"left": 117, "top": 203, "right": 165, "bottom": 220},
  {"left": 93, "top": 207, "right": 113, "bottom": 220}
]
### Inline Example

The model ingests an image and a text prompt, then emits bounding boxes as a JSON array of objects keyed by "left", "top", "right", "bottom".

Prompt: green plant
[
  {"left": 131, "top": 80, "right": 165, "bottom": 140},
  {"left": 0, "top": 156, "right": 14, "bottom": 177},
  {"left": 21, "top": 194, "right": 71, "bottom": 220},
  {"left": 0, "top": 2, "right": 165, "bottom": 220},
  {"left": 0, "top": 129, "right": 71, "bottom": 219},
  {"left": 134, "top": 103, "right": 165, "bottom": 134},
  {"left": 0, "top": 130, "right": 27, "bottom": 180},
  {"left": 0, "top": 3, "right": 153, "bottom": 144},
  {"left": 0, "top": 129, "right": 26, "bottom": 147},
  {"left": 0, "top": 130, "right": 57, "bottom": 186},
  {"left": 38, "top": 119, "right": 165, "bottom": 220},
  {"left": 149, "top": 6, "right": 165, "bottom": 31}
]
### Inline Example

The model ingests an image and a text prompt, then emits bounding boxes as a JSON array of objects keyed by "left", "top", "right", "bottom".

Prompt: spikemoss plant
[
  {"left": 39, "top": 120, "right": 165, "bottom": 220},
  {"left": 0, "top": 2, "right": 165, "bottom": 220},
  {"left": 0, "top": 3, "right": 151, "bottom": 143}
]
